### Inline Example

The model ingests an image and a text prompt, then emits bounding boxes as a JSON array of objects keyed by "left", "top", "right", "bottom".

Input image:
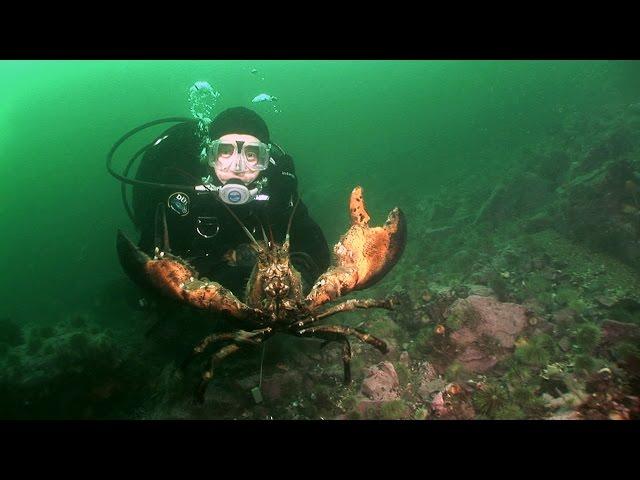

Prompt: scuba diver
[{"left": 111, "top": 106, "right": 330, "bottom": 300}]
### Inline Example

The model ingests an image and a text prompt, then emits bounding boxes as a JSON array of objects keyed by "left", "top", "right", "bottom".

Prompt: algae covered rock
[
  {"left": 0, "top": 320, "right": 147, "bottom": 420},
  {"left": 360, "top": 361, "right": 400, "bottom": 402},
  {"left": 445, "top": 295, "right": 529, "bottom": 373}
]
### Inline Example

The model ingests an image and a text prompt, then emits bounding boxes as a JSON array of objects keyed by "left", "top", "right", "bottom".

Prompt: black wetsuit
[{"left": 129, "top": 120, "right": 330, "bottom": 297}]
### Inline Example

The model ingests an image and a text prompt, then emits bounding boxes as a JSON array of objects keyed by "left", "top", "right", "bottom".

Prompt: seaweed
[
  {"left": 525, "top": 272, "right": 552, "bottom": 294},
  {"left": 493, "top": 404, "right": 526, "bottom": 420},
  {"left": 514, "top": 386, "right": 547, "bottom": 417},
  {"left": 574, "top": 323, "right": 602, "bottom": 353},
  {"left": 514, "top": 337, "right": 552, "bottom": 368},
  {"left": 395, "top": 362, "right": 411, "bottom": 387},
  {"left": 477, "top": 333, "right": 503, "bottom": 356},
  {"left": 408, "top": 327, "right": 435, "bottom": 357},
  {"left": 378, "top": 400, "right": 408, "bottom": 419},
  {"left": 445, "top": 361, "right": 470, "bottom": 382},
  {"left": 445, "top": 310, "right": 464, "bottom": 330},
  {"left": 27, "top": 336, "right": 43, "bottom": 354},
  {"left": 573, "top": 354, "right": 596, "bottom": 374}
]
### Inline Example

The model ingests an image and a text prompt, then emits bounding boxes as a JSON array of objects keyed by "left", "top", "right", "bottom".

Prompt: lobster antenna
[
  {"left": 260, "top": 222, "right": 269, "bottom": 245},
  {"left": 285, "top": 194, "right": 301, "bottom": 245},
  {"left": 219, "top": 200, "right": 261, "bottom": 250}
]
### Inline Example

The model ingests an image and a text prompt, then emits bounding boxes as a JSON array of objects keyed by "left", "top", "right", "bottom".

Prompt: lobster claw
[
  {"left": 116, "top": 230, "right": 258, "bottom": 320},
  {"left": 117, "top": 229, "right": 155, "bottom": 289},
  {"left": 305, "top": 186, "right": 407, "bottom": 309}
]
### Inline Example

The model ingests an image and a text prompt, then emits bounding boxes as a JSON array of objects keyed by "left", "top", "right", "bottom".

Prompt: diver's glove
[{"left": 223, "top": 243, "right": 259, "bottom": 267}]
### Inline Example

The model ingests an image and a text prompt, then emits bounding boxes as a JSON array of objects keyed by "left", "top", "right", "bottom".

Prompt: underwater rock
[
  {"left": 595, "top": 295, "right": 617, "bottom": 308},
  {"left": 421, "top": 286, "right": 467, "bottom": 325},
  {"left": 354, "top": 399, "right": 410, "bottom": 420},
  {"left": 532, "top": 150, "right": 572, "bottom": 184},
  {"left": 388, "top": 289, "right": 424, "bottom": 330},
  {"left": 260, "top": 370, "right": 304, "bottom": 403},
  {"left": 561, "top": 159, "right": 640, "bottom": 271},
  {"left": 431, "top": 391, "right": 447, "bottom": 416},
  {"left": 523, "top": 297, "right": 547, "bottom": 316},
  {"left": 576, "top": 369, "right": 640, "bottom": 420},
  {"left": 578, "top": 127, "right": 634, "bottom": 173},
  {"left": 558, "top": 337, "right": 571, "bottom": 352},
  {"left": 446, "top": 295, "right": 528, "bottom": 373},
  {"left": 466, "top": 285, "right": 495, "bottom": 297},
  {"left": 430, "top": 384, "right": 475, "bottom": 419},
  {"left": 551, "top": 308, "right": 578, "bottom": 327},
  {"left": 416, "top": 361, "right": 444, "bottom": 400},
  {"left": 601, "top": 319, "right": 640, "bottom": 345},
  {"left": 361, "top": 361, "right": 400, "bottom": 402},
  {"left": 0, "top": 318, "right": 149, "bottom": 420},
  {"left": 547, "top": 411, "right": 582, "bottom": 420}
]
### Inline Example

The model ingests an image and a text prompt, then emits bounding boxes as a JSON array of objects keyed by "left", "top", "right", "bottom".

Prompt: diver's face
[{"left": 213, "top": 133, "right": 261, "bottom": 184}]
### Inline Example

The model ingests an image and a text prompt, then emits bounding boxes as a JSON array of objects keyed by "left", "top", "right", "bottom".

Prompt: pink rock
[
  {"left": 447, "top": 295, "right": 528, "bottom": 373},
  {"left": 361, "top": 361, "right": 400, "bottom": 402},
  {"left": 456, "top": 344, "right": 498, "bottom": 372},
  {"left": 416, "top": 362, "right": 444, "bottom": 400},
  {"left": 356, "top": 400, "right": 381, "bottom": 418},
  {"left": 418, "top": 361, "right": 438, "bottom": 383},
  {"left": 431, "top": 392, "right": 448, "bottom": 416}
]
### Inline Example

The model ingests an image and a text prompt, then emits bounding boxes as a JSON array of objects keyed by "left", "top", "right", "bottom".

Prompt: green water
[{"left": 1, "top": 60, "right": 639, "bottom": 419}]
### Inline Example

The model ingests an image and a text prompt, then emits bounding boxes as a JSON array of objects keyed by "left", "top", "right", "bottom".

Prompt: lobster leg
[
  {"left": 193, "top": 328, "right": 273, "bottom": 404},
  {"left": 181, "top": 328, "right": 272, "bottom": 370},
  {"left": 296, "top": 325, "right": 388, "bottom": 355},
  {"left": 291, "top": 297, "right": 396, "bottom": 330},
  {"left": 196, "top": 343, "right": 242, "bottom": 404}
]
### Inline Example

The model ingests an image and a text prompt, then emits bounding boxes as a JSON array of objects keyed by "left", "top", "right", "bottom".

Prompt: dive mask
[{"left": 207, "top": 138, "right": 271, "bottom": 173}]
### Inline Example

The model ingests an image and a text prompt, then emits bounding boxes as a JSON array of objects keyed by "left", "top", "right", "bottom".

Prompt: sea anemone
[
  {"left": 515, "top": 337, "right": 529, "bottom": 348},
  {"left": 514, "top": 340, "right": 551, "bottom": 367},
  {"left": 446, "top": 383, "right": 463, "bottom": 396},
  {"left": 473, "top": 383, "right": 508, "bottom": 418}
]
